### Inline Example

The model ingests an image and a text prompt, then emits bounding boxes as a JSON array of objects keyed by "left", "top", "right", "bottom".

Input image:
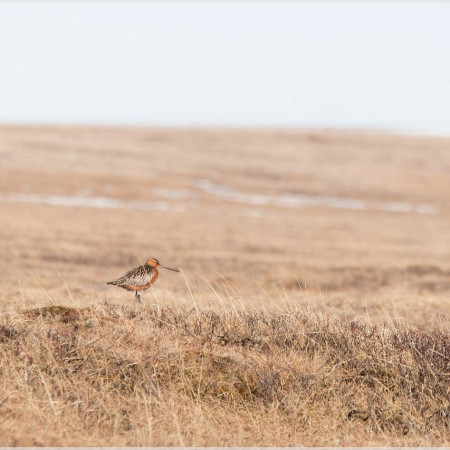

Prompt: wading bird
[{"left": 107, "top": 257, "right": 180, "bottom": 303}]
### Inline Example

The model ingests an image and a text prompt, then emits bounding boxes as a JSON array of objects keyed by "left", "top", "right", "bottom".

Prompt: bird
[{"left": 107, "top": 257, "right": 180, "bottom": 303}]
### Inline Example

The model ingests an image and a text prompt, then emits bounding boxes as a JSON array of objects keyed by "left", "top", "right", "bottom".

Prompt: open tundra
[{"left": 0, "top": 126, "right": 449, "bottom": 446}]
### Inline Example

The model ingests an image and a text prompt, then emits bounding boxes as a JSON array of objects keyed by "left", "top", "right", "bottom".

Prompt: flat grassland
[{"left": 0, "top": 126, "right": 449, "bottom": 446}]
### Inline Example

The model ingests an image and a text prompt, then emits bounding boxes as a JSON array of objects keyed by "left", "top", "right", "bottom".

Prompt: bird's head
[
  {"left": 146, "top": 258, "right": 180, "bottom": 272},
  {"left": 146, "top": 258, "right": 160, "bottom": 267}
]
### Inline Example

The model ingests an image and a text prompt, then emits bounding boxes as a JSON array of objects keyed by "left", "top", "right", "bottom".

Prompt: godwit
[{"left": 107, "top": 257, "right": 180, "bottom": 303}]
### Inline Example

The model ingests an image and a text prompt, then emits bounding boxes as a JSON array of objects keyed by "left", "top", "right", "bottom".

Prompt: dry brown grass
[
  {"left": 0, "top": 300, "right": 449, "bottom": 446},
  {"left": 0, "top": 126, "right": 449, "bottom": 445}
]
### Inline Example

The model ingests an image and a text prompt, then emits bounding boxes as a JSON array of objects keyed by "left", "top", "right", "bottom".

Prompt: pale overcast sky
[{"left": 1, "top": 3, "right": 450, "bottom": 134}]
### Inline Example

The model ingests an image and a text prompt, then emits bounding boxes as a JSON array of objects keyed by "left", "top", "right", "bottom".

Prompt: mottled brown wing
[{"left": 108, "top": 265, "right": 153, "bottom": 288}]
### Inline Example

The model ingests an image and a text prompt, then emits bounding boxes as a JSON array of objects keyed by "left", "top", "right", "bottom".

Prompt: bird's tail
[{"left": 107, "top": 281, "right": 117, "bottom": 285}]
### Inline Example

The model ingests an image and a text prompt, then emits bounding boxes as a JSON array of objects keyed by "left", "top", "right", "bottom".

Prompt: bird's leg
[{"left": 135, "top": 291, "right": 141, "bottom": 303}]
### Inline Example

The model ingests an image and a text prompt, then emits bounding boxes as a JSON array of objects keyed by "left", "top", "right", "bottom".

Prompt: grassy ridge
[{"left": 0, "top": 303, "right": 449, "bottom": 446}]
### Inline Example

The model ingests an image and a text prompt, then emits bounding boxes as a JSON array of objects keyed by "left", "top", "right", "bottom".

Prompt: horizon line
[{"left": 1, "top": 121, "right": 450, "bottom": 138}]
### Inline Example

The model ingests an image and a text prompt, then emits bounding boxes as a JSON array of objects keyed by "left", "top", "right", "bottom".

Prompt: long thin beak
[{"left": 160, "top": 265, "right": 180, "bottom": 272}]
